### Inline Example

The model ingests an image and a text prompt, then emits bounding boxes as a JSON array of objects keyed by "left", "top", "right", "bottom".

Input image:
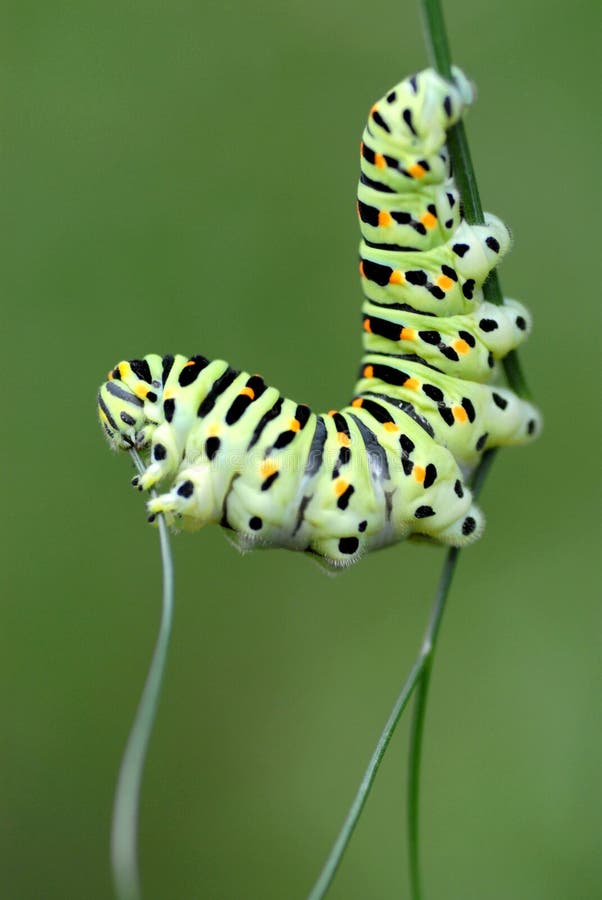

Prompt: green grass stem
[
  {"left": 308, "top": 2, "right": 533, "bottom": 897},
  {"left": 406, "top": 450, "right": 496, "bottom": 900},
  {"left": 110, "top": 449, "right": 175, "bottom": 900},
  {"left": 307, "top": 658, "right": 424, "bottom": 900},
  {"left": 409, "top": 2, "right": 531, "bottom": 896},
  {"left": 421, "top": 0, "right": 532, "bottom": 401}
]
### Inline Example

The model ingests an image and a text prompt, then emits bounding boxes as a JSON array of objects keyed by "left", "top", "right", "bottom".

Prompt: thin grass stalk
[
  {"left": 309, "top": 2, "right": 533, "bottom": 897},
  {"left": 110, "top": 448, "right": 175, "bottom": 900},
  {"left": 306, "top": 457, "right": 495, "bottom": 900},
  {"left": 420, "top": 0, "right": 532, "bottom": 399},
  {"left": 408, "top": 3, "right": 532, "bottom": 897},
  {"left": 406, "top": 451, "right": 496, "bottom": 900},
  {"left": 307, "top": 656, "right": 424, "bottom": 900},
  {"left": 307, "top": 542, "right": 461, "bottom": 900}
]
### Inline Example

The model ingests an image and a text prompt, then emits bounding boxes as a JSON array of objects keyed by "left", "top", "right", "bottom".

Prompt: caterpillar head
[
  {"left": 98, "top": 355, "right": 163, "bottom": 451},
  {"left": 368, "top": 66, "right": 475, "bottom": 155}
]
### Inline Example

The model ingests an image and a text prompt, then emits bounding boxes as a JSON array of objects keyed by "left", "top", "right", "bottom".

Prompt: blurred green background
[{"left": 2, "top": 1, "right": 599, "bottom": 898}]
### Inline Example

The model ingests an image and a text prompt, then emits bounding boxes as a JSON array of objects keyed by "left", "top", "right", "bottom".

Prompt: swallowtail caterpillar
[{"left": 98, "top": 67, "right": 540, "bottom": 568}]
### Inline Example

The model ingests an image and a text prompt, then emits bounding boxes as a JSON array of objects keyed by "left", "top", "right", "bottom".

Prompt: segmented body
[{"left": 98, "top": 68, "right": 540, "bottom": 567}]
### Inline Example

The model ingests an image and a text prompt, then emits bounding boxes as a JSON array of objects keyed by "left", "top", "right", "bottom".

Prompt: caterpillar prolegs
[{"left": 98, "top": 67, "right": 540, "bottom": 568}]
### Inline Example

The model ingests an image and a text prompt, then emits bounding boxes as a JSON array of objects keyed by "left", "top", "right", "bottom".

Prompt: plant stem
[
  {"left": 309, "top": 0, "right": 534, "bottom": 891},
  {"left": 420, "top": 0, "right": 532, "bottom": 402},
  {"left": 406, "top": 552, "right": 456, "bottom": 900},
  {"left": 407, "top": 5, "right": 527, "bottom": 898},
  {"left": 406, "top": 451, "right": 496, "bottom": 900},
  {"left": 307, "top": 657, "right": 424, "bottom": 900},
  {"left": 111, "top": 449, "right": 175, "bottom": 900},
  {"left": 307, "top": 448, "right": 496, "bottom": 900}
]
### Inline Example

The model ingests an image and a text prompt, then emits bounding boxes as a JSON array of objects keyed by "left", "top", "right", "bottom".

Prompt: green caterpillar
[{"left": 98, "top": 67, "right": 540, "bottom": 567}]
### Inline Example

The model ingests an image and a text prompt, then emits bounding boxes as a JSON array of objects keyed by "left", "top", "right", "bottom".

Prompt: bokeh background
[{"left": 2, "top": 1, "right": 600, "bottom": 898}]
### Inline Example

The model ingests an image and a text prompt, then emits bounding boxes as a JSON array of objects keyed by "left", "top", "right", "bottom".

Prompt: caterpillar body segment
[
  {"left": 361, "top": 296, "right": 531, "bottom": 383},
  {"left": 98, "top": 68, "right": 540, "bottom": 568}
]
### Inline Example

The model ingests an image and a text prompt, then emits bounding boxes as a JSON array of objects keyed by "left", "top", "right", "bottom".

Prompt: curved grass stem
[{"left": 110, "top": 449, "right": 175, "bottom": 900}]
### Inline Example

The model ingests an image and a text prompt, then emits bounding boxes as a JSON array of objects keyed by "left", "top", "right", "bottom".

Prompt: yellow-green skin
[{"left": 98, "top": 67, "right": 540, "bottom": 567}]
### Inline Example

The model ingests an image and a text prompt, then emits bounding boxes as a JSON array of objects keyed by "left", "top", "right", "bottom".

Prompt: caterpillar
[{"left": 97, "top": 67, "right": 540, "bottom": 568}]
